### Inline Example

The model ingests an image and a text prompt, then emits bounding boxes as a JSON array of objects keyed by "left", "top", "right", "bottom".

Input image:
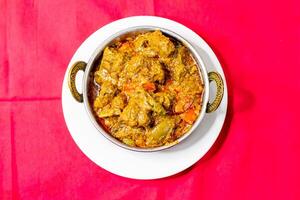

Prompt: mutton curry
[{"left": 91, "top": 30, "right": 204, "bottom": 148}]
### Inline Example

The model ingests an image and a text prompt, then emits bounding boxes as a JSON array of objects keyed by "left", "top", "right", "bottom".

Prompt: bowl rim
[{"left": 81, "top": 25, "right": 210, "bottom": 152}]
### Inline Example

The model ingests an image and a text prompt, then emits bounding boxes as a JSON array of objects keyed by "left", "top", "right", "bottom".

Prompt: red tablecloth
[{"left": 1, "top": 0, "right": 300, "bottom": 199}]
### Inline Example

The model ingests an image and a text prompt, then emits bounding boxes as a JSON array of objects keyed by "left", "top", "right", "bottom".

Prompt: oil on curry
[{"left": 90, "top": 30, "right": 204, "bottom": 148}]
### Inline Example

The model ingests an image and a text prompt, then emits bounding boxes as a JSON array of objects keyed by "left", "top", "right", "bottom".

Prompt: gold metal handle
[
  {"left": 68, "top": 61, "right": 87, "bottom": 102},
  {"left": 206, "top": 72, "right": 224, "bottom": 113}
]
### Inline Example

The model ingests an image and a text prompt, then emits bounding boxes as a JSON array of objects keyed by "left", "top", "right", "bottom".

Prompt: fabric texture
[{"left": 1, "top": 0, "right": 300, "bottom": 199}]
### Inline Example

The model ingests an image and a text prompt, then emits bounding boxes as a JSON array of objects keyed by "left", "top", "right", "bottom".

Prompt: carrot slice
[
  {"left": 181, "top": 108, "right": 197, "bottom": 124},
  {"left": 123, "top": 84, "right": 134, "bottom": 92},
  {"left": 143, "top": 82, "right": 156, "bottom": 91}
]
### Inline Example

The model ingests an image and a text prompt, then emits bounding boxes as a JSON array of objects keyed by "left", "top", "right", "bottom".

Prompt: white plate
[{"left": 62, "top": 16, "right": 228, "bottom": 180}]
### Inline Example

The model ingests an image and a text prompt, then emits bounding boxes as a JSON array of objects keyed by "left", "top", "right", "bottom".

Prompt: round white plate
[{"left": 62, "top": 16, "right": 228, "bottom": 180}]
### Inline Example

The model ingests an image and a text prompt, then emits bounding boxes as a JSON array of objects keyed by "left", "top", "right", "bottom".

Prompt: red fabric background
[{"left": 1, "top": 0, "right": 300, "bottom": 199}]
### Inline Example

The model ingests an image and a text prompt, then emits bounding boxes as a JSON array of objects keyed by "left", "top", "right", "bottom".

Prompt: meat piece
[{"left": 146, "top": 117, "right": 175, "bottom": 146}]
